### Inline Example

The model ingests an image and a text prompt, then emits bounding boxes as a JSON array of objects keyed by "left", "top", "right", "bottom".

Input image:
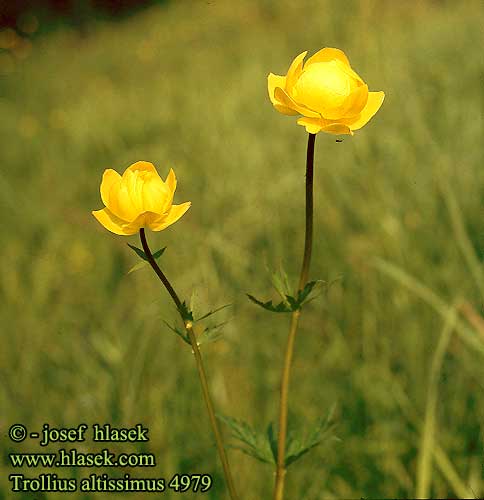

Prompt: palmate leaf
[
  {"left": 269, "top": 263, "right": 292, "bottom": 304},
  {"left": 246, "top": 294, "right": 293, "bottom": 313},
  {"left": 197, "top": 321, "right": 228, "bottom": 346},
  {"left": 296, "top": 279, "right": 326, "bottom": 306},
  {"left": 217, "top": 415, "right": 275, "bottom": 465},
  {"left": 193, "top": 303, "right": 232, "bottom": 345},
  {"left": 218, "top": 408, "right": 338, "bottom": 468},
  {"left": 178, "top": 301, "right": 194, "bottom": 322},
  {"left": 163, "top": 299, "right": 231, "bottom": 346},
  {"left": 247, "top": 280, "right": 327, "bottom": 314},
  {"left": 284, "top": 406, "right": 339, "bottom": 468}
]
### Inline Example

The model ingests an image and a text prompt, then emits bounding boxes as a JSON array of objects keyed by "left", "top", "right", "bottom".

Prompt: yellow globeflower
[
  {"left": 268, "top": 47, "right": 385, "bottom": 135},
  {"left": 92, "top": 161, "right": 191, "bottom": 235}
]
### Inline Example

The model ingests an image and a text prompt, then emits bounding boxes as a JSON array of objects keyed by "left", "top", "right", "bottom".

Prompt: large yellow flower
[
  {"left": 92, "top": 161, "right": 191, "bottom": 235},
  {"left": 268, "top": 48, "right": 385, "bottom": 135}
]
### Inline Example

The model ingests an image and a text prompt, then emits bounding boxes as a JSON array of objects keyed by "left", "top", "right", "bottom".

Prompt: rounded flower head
[
  {"left": 92, "top": 161, "right": 191, "bottom": 235},
  {"left": 268, "top": 48, "right": 384, "bottom": 135}
]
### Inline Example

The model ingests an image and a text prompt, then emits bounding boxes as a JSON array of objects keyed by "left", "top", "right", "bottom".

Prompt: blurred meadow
[{"left": 1, "top": 0, "right": 484, "bottom": 498}]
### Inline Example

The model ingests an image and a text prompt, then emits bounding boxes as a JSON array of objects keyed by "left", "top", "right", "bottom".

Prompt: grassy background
[{"left": 1, "top": 0, "right": 484, "bottom": 498}]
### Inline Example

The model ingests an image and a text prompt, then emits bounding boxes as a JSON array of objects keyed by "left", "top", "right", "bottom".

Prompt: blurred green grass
[{"left": 1, "top": 0, "right": 484, "bottom": 498}]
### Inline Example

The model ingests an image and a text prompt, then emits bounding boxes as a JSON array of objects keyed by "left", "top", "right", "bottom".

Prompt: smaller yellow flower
[
  {"left": 268, "top": 47, "right": 385, "bottom": 135},
  {"left": 92, "top": 161, "right": 191, "bottom": 236}
]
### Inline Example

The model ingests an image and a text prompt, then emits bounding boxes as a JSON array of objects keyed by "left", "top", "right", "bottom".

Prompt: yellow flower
[
  {"left": 268, "top": 48, "right": 384, "bottom": 135},
  {"left": 92, "top": 161, "right": 191, "bottom": 235}
]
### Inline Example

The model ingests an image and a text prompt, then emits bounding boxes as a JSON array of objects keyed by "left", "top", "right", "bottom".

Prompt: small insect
[{"left": 336, "top": 139, "right": 343, "bottom": 143}]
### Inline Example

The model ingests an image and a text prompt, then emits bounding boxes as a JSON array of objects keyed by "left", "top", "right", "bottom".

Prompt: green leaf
[
  {"left": 286, "top": 295, "right": 299, "bottom": 310},
  {"left": 128, "top": 243, "right": 148, "bottom": 261},
  {"left": 267, "top": 422, "right": 278, "bottom": 463},
  {"left": 218, "top": 410, "right": 337, "bottom": 468},
  {"left": 286, "top": 430, "right": 304, "bottom": 466},
  {"left": 227, "top": 444, "right": 270, "bottom": 464},
  {"left": 178, "top": 301, "right": 194, "bottom": 322},
  {"left": 284, "top": 405, "right": 339, "bottom": 468},
  {"left": 297, "top": 279, "right": 326, "bottom": 306},
  {"left": 152, "top": 247, "right": 167, "bottom": 260},
  {"left": 197, "top": 321, "right": 228, "bottom": 345},
  {"left": 127, "top": 261, "right": 148, "bottom": 274},
  {"left": 194, "top": 303, "right": 232, "bottom": 323},
  {"left": 246, "top": 294, "right": 293, "bottom": 313},
  {"left": 297, "top": 280, "right": 317, "bottom": 303},
  {"left": 247, "top": 279, "right": 328, "bottom": 314},
  {"left": 217, "top": 415, "right": 275, "bottom": 465},
  {"left": 270, "top": 264, "right": 292, "bottom": 305},
  {"left": 127, "top": 243, "right": 166, "bottom": 262},
  {"left": 162, "top": 319, "right": 190, "bottom": 345}
]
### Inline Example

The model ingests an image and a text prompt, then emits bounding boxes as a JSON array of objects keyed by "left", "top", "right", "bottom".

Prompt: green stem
[
  {"left": 273, "top": 133, "right": 316, "bottom": 500},
  {"left": 139, "top": 228, "right": 239, "bottom": 500},
  {"left": 298, "top": 133, "right": 315, "bottom": 289}
]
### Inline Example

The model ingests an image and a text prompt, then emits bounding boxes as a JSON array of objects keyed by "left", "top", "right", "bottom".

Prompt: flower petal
[
  {"left": 336, "top": 60, "right": 365, "bottom": 87},
  {"left": 268, "top": 73, "right": 286, "bottom": 104},
  {"left": 274, "top": 87, "right": 320, "bottom": 118},
  {"left": 340, "top": 84, "right": 368, "bottom": 118},
  {"left": 296, "top": 117, "right": 353, "bottom": 135},
  {"left": 305, "top": 48, "right": 350, "bottom": 68},
  {"left": 321, "top": 123, "right": 353, "bottom": 135},
  {"left": 165, "top": 168, "right": 177, "bottom": 193},
  {"left": 296, "top": 117, "right": 324, "bottom": 134},
  {"left": 347, "top": 91, "right": 385, "bottom": 131},
  {"left": 268, "top": 73, "right": 299, "bottom": 115},
  {"left": 141, "top": 174, "right": 171, "bottom": 214},
  {"left": 271, "top": 100, "right": 300, "bottom": 115},
  {"left": 124, "top": 161, "right": 158, "bottom": 176},
  {"left": 285, "top": 50, "right": 307, "bottom": 93},
  {"left": 100, "top": 169, "right": 121, "bottom": 207},
  {"left": 160, "top": 168, "right": 177, "bottom": 213},
  {"left": 273, "top": 102, "right": 300, "bottom": 116},
  {"left": 124, "top": 211, "right": 159, "bottom": 232},
  {"left": 323, "top": 84, "right": 368, "bottom": 120},
  {"left": 149, "top": 202, "right": 191, "bottom": 232},
  {"left": 122, "top": 163, "right": 160, "bottom": 210},
  {"left": 92, "top": 207, "right": 138, "bottom": 236},
  {"left": 107, "top": 181, "right": 140, "bottom": 222}
]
